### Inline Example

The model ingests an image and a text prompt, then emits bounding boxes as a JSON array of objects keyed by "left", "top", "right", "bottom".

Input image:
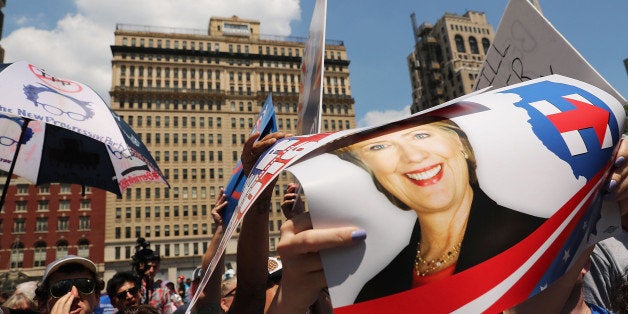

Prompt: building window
[
  {"left": 39, "top": 184, "right": 50, "bottom": 194},
  {"left": 36, "top": 217, "right": 48, "bottom": 232},
  {"left": 56, "top": 240, "right": 69, "bottom": 259},
  {"left": 77, "top": 239, "right": 90, "bottom": 258},
  {"left": 15, "top": 201, "right": 27, "bottom": 212},
  {"left": 34, "top": 242, "right": 47, "bottom": 267},
  {"left": 468, "top": 36, "right": 479, "bottom": 54},
  {"left": 17, "top": 184, "right": 28, "bottom": 194},
  {"left": 57, "top": 217, "right": 69, "bottom": 231},
  {"left": 13, "top": 218, "right": 25, "bottom": 233},
  {"left": 482, "top": 38, "right": 491, "bottom": 54},
  {"left": 59, "top": 200, "right": 71, "bottom": 211},
  {"left": 10, "top": 242, "right": 24, "bottom": 268},
  {"left": 79, "top": 216, "right": 90, "bottom": 230},
  {"left": 38, "top": 200, "right": 49, "bottom": 211},
  {"left": 455, "top": 35, "right": 466, "bottom": 53}
]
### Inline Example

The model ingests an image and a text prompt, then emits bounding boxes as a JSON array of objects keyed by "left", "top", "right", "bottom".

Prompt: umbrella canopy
[{"left": 0, "top": 61, "right": 168, "bottom": 207}]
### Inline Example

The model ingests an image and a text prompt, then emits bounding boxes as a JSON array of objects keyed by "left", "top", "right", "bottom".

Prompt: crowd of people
[{"left": 0, "top": 129, "right": 626, "bottom": 313}]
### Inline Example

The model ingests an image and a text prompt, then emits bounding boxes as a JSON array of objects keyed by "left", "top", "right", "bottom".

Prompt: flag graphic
[{"left": 505, "top": 80, "right": 618, "bottom": 181}]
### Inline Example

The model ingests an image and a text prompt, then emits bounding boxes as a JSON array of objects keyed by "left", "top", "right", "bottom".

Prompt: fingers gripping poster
[{"left": 241, "top": 75, "right": 624, "bottom": 312}]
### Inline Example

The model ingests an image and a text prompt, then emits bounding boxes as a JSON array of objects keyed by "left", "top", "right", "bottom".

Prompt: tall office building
[
  {"left": 407, "top": 11, "right": 495, "bottom": 113},
  {"left": 0, "top": 0, "right": 6, "bottom": 62},
  {"left": 106, "top": 16, "right": 355, "bottom": 281}
]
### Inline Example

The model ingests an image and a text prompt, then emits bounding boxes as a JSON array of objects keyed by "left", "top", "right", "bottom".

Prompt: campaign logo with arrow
[{"left": 503, "top": 80, "right": 619, "bottom": 181}]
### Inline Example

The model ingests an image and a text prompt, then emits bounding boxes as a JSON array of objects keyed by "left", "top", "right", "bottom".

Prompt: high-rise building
[
  {"left": 407, "top": 11, "right": 495, "bottom": 113},
  {"left": 0, "top": 178, "right": 107, "bottom": 293},
  {"left": 106, "top": 16, "right": 355, "bottom": 281},
  {"left": 0, "top": 0, "right": 6, "bottom": 62}
]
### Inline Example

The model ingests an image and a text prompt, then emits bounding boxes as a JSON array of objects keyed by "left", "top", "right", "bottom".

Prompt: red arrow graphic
[{"left": 546, "top": 96, "right": 610, "bottom": 147}]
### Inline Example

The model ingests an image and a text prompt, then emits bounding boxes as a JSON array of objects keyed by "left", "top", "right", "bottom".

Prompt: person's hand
[
  {"left": 49, "top": 287, "right": 77, "bottom": 314},
  {"left": 607, "top": 138, "right": 628, "bottom": 215},
  {"left": 268, "top": 212, "right": 366, "bottom": 313},
  {"left": 241, "top": 132, "right": 291, "bottom": 176},
  {"left": 281, "top": 182, "right": 305, "bottom": 219},
  {"left": 211, "top": 187, "right": 228, "bottom": 226}
]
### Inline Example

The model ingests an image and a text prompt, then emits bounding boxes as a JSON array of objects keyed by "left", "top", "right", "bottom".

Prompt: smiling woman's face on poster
[{"left": 350, "top": 123, "right": 472, "bottom": 214}]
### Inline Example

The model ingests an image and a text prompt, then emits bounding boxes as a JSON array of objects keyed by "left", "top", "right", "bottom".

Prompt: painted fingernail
[
  {"left": 615, "top": 156, "right": 626, "bottom": 168},
  {"left": 351, "top": 229, "right": 367, "bottom": 242},
  {"left": 606, "top": 179, "right": 618, "bottom": 193}
]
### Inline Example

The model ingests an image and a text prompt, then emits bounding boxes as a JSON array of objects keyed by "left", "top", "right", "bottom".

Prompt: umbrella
[{"left": 0, "top": 61, "right": 169, "bottom": 208}]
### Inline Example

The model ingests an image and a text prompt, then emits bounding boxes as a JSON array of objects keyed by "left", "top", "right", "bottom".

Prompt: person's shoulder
[{"left": 594, "top": 229, "right": 628, "bottom": 251}]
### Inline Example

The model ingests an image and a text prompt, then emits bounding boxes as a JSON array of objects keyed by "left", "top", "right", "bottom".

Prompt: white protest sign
[{"left": 474, "top": 0, "right": 626, "bottom": 104}]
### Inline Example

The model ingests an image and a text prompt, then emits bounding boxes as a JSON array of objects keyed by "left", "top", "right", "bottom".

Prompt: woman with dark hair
[{"left": 335, "top": 117, "right": 545, "bottom": 302}]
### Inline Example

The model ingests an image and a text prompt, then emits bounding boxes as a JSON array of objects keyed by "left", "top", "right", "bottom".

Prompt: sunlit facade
[
  {"left": 408, "top": 11, "right": 495, "bottom": 113},
  {"left": 106, "top": 16, "right": 355, "bottom": 281}
]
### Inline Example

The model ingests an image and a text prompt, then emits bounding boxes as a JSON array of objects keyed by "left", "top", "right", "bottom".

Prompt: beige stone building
[
  {"left": 408, "top": 11, "right": 495, "bottom": 113},
  {"left": 105, "top": 16, "right": 355, "bottom": 281}
]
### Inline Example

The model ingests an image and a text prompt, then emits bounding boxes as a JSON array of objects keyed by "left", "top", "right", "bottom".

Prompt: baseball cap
[{"left": 42, "top": 255, "right": 97, "bottom": 283}]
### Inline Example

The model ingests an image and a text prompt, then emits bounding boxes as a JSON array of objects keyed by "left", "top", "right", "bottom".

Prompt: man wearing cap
[
  {"left": 106, "top": 271, "right": 141, "bottom": 313},
  {"left": 33, "top": 255, "right": 105, "bottom": 314}
]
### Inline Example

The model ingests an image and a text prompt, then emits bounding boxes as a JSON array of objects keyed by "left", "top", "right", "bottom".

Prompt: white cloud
[
  {"left": 3, "top": 0, "right": 301, "bottom": 102},
  {"left": 358, "top": 105, "right": 412, "bottom": 127}
]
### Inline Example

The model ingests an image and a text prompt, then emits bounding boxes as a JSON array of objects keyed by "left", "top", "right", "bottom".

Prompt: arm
[
  {"left": 190, "top": 189, "right": 227, "bottom": 313},
  {"left": 229, "top": 132, "right": 288, "bottom": 313},
  {"left": 267, "top": 213, "right": 366, "bottom": 313}
]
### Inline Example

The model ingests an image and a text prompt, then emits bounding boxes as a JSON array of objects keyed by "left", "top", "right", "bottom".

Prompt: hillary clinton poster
[{"left": 238, "top": 75, "right": 624, "bottom": 312}]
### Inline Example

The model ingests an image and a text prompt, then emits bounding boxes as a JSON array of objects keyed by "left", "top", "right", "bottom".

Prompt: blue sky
[{"left": 3, "top": 0, "right": 627, "bottom": 127}]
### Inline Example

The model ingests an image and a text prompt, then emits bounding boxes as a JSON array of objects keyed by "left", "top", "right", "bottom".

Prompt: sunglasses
[
  {"left": 115, "top": 286, "right": 139, "bottom": 300},
  {"left": 50, "top": 278, "right": 95, "bottom": 298}
]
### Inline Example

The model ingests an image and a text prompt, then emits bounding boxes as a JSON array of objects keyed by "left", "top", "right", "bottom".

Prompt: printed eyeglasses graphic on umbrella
[{"left": 0, "top": 61, "right": 169, "bottom": 208}]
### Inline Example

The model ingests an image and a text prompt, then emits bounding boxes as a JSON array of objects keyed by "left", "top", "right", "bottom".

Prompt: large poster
[{"left": 241, "top": 75, "right": 624, "bottom": 312}]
